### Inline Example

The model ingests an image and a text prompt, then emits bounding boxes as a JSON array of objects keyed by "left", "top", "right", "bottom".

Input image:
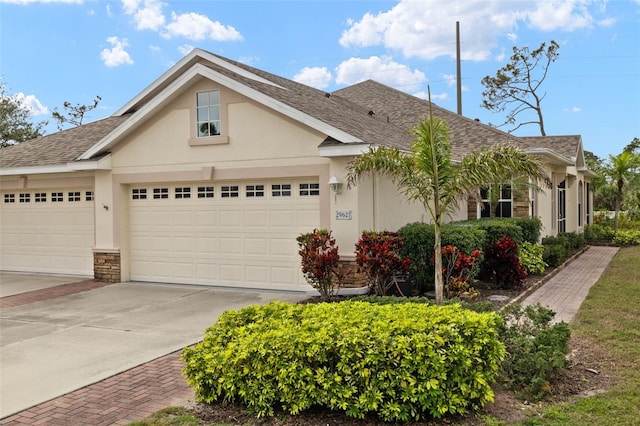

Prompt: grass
[
  {"left": 129, "top": 246, "right": 640, "bottom": 426},
  {"left": 522, "top": 245, "right": 640, "bottom": 426}
]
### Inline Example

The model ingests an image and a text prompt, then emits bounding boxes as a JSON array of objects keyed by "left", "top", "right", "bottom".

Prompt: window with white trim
[
  {"left": 246, "top": 184, "right": 264, "bottom": 197},
  {"left": 68, "top": 191, "right": 81, "bottom": 202},
  {"left": 86, "top": 191, "right": 94, "bottom": 201},
  {"left": 52, "top": 192, "right": 63, "bottom": 202},
  {"left": 221, "top": 185, "right": 239, "bottom": 198},
  {"left": 197, "top": 186, "right": 214, "bottom": 198},
  {"left": 175, "top": 187, "right": 191, "bottom": 199},
  {"left": 196, "top": 90, "right": 221, "bottom": 137},
  {"left": 35, "top": 192, "right": 47, "bottom": 203},
  {"left": 4, "top": 194, "right": 15, "bottom": 203},
  {"left": 479, "top": 185, "right": 512, "bottom": 218},
  {"left": 272, "top": 184, "right": 292, "bottom": 197},
  {"left": 132, "top": 188, "right": 147, "bottom": 200},
  {"left": 19, "top": 193, "right": 30, "bottom": 203},
  {"left": 299, "top": 183, "right": 320, "bottom": 196}
]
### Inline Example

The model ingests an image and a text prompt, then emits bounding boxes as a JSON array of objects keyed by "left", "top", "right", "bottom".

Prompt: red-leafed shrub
[
  {"left": 297, "top": 229, "right": 340, "bottom": 299},
  {"left": 440, "top": 245, "right": 482, "bottom": 299},
  {"left": 482, "top": 236, "right": 527, "bottom": 289},
  {"left": 355, "top": 231, "right": 410, "bottom": 296}
]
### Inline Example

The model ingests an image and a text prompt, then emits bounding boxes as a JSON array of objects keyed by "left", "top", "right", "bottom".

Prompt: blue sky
[{"left": 1, "top": 0, "right": 639, "bottom": 159}]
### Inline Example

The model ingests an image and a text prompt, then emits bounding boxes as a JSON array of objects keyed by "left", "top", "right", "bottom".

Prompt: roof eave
[
  {"left": 318, "top": 143, "right": 372, "bottom": 157},
  {"left": 525, "top": 148, "right": 574, "bottom": 166},
  {"left": 0, "top": 155, "right": 111, "bottom": 176}
]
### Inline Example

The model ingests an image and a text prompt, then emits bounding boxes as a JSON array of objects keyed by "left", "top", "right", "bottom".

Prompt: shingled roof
[
  {"left": 0, "top": 115, "right": 130, "bottom": 169},
  {"left": 0, "top": 49, "right": 583, "bottom": 171}
]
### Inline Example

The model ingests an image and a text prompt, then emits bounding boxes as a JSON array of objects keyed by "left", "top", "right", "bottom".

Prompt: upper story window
[{"left": 196, "top": 90, "right": 221, "bottom": 138}]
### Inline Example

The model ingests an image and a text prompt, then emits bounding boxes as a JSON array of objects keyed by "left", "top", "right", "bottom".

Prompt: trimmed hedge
[
  {"left": 182, "top": 301, "right": 505, "bottom": 421},
  {"left": 399, "top": 222, "right": 487, "bottom": 289}
]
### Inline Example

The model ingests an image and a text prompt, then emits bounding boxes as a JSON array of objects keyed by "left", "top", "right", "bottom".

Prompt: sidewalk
[
  {"left": 521, "top": 245, "right": 619, "bottom": 323},
  {"left": 0, "top": 246, "right": 620, "bottom": 425}
]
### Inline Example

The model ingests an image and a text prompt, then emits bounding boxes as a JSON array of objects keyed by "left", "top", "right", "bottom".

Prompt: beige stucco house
[{"left": 0, "top": 49, "right": 594, "bottom": 291}]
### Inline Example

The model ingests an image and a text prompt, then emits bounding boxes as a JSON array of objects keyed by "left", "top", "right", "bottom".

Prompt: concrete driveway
[{"left": 0, "top": 274, "right": 304, "bottom": 418}]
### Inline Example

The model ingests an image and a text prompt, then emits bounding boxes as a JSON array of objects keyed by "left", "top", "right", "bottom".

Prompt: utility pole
[{"left": 456, "top": 21, "right": 462, "bottom": 115}]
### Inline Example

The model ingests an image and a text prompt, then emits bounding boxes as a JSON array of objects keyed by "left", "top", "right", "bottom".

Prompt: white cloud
[
  {"left": 100, "top": 36, "right": 134, "bottom": 67},
  {"left": 163, "top": 12, "right": 243, "bottom": 41},
  {"left": 339, "top": 0, "right": 600, "bottom": 61},
  {"left": 598, "top": 17, "right": 616, "bottom": 27},
  {"left": 339, "top": 1, "right": 522, "bottom": 61},
  {"left": 15, "top": 92, "right": 49, "bottom": 116},
  {"left": 564, "top": 106, "right": 582, "bottom": 112},
  {"left": 177, "top": 44, "right": 195, "bottom": 56},
  {"left": 526, "top": 0, "right": 593, "bottom": 31},
  {"left": 121, "top": 0, "right": 165, "bottom": 31},
  {"left": 293, "top": 67, "right": 333, "bottom": 90},
  {"left": 335, "top": 56, "right": 427, "bottom": 92}
]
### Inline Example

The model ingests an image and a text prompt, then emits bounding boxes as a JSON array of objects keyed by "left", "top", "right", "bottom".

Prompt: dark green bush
[
  {"left": 475, "top": 220, "right": 524, "bottom": 247},
  {"left": 497, "top": 303, "right": 570, "bottom": 400},
  {"left": 584, "top": 223, "right": 614, "bottom": 242},
  {"left": 182, "top": 301, "right": 505, "bottom": 421},
  {"left": 541, "top": 232, "right": 586, "bottom": 267},
  {"left": 509, "top": 217, "right": 543, "bottom": 244},
  {"left": 399, "top": 222, "right": 486, "bottom": 292},
  {"left": 542, "top": 243, "right": 567, "bottom": 267}
]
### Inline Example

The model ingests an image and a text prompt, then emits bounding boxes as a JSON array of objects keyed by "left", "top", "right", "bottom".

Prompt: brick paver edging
[
  {"left": 0, "top": 280, "right": 113, "bottom": 310},
  {"left": 0, "top": 350, "right": 194, "bottom": 425}
]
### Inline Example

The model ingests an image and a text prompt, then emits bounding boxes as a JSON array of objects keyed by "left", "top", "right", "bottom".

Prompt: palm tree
[
  {"left": 607, "top": 151, "right": 640, "bottom": 234},
  {"left": 346, "top": 92, "right": 548, "bottom": 305}
]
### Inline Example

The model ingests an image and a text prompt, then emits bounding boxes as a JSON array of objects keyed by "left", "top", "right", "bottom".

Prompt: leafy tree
[
  {"left": 346, "top": 90, "right": 548, "bottom": 304},
  {"left": 623, "top": 137, "right": 640, "bottom": 154},
  {"left": 52, "top": 95, "right": 101, "bottom": 130},
  {"left": 607, "top": 150, "right": 640, "bottom": 233},
  {"left": 481, "top": 40, "right": 559, "bottom": 136},
  {"left": 0, "top": 82, "right": 47, "bottom": 147}
]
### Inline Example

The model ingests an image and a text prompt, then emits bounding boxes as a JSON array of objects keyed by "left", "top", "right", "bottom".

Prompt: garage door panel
[
  {"left": 0, "top": 189, "right": 94, "bottom": 275},
  {"left": 245, "top": 238, "right": 268, "bottom": 255}
]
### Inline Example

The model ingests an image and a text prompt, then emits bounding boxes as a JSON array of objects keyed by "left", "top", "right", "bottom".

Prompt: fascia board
[
  {"left": 113, "top": 49, "right": 285, "bottom": 116},
  {"left": 0, "top": 157, "right": 110, "bottom": 176},
  {"left": 319, "top": 144, "right": 372, "bottom": 157},
  {"left": 82, "top": 64, "right": 361, "bottom": 160},
  {"left": 525, "top": 148, "right": 573, "bottom": 166}
]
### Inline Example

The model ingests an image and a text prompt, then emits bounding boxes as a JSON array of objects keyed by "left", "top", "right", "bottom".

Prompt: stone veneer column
[{"left": 93, "top": 249, "right": 121, "bottom": 283}]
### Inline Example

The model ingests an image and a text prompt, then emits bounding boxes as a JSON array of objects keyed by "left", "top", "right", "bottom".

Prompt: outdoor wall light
[{"left": 328, "top": 176, "right": 342, "bottom": 194}]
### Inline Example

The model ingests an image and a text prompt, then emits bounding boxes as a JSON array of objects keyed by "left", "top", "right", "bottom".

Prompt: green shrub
[
  {"left": 497, "top": 303, "right": 570, "bottom": 400},
  {"left": 584, "top": 223, "right": 614, "bottom": 242},
  {"left": 509, "top": 217, "right": 543, "bottom": 244},
  {"left": 613, "top": 229, "right": 640, "bottom": 246},
  {"left": 398, "top": 222, "right": 486, "bottom": 292},
  {"left": 542, "top": 243, "right": 567, "bottom": 267},
  {"left": 518, "top": 242, "right": 547, "bottom": 275},
  {"left": 398, "top": 222, "right": 435, "bottom": 289},
  {"left": 475, "top": 220, "right": 524, "bottom": 247},
  {"left": 182, "top": 301, "right": 505, "bottom": 421},
  {"left": 541, "top": 233, "right": 585, "bottom": 267}
]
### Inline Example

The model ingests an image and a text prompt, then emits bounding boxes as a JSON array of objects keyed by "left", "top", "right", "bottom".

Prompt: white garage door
[
  {"left": 0, "top": 189, "right": 95, "bottom": 275},
  {"left": 129, "top": 180, "right": 320, "bottom": 290}
]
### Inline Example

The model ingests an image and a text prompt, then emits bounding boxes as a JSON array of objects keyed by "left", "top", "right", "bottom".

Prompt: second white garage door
[{"left": 129, "top": 180, "right": 320, "bottom": 290}]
